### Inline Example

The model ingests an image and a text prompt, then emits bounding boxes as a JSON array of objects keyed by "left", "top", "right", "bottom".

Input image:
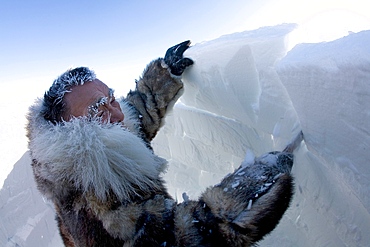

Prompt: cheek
[{"left": 62, "top": 101, "right": 88, "bottom": 121}]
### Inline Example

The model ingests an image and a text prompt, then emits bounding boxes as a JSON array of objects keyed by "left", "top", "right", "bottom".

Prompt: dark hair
[{"left": 41, "top": 67, "right": 96, "bottom": 123}]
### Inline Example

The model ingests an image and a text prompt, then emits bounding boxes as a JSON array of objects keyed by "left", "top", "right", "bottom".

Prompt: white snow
[
  {"left": 1, "top": 24, "right": 370, "bottom": 246},
  {"left": 241, "top": 149, "right": 255, "bottom": 167}
]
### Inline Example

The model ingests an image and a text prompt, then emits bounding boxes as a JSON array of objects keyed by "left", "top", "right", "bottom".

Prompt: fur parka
[{"left": 27, "top": 58, "right": 296, "bottom": 247}]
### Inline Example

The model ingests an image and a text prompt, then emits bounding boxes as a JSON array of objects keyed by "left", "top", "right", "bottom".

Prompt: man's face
[{"left": 63, "top": 79, "right": 124, "bottom": 123}]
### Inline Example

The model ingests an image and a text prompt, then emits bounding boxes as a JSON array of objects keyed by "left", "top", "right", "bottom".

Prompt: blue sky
[
  {"left": 0, "top": 0, "right": 369, "bottom": 186},
  {"left": 1, "top": 0, "right": 369, "bottom": 92},
  {"left": 1, "top": 1, "right": 262, "bottom": 86}
]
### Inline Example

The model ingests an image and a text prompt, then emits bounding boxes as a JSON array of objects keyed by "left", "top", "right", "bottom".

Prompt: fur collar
[{"left": 27, "top": 98, "right": 167, "bottom": 202}]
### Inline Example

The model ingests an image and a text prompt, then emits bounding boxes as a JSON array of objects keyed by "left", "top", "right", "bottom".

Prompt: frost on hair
[{"left": 41, "top": 67, "right": 96, "bottom": 123}]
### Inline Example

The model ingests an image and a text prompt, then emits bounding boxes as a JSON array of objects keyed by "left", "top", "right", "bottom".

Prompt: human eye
[{"left": 88, "top": 97, "right": 108, "bottom": 118}]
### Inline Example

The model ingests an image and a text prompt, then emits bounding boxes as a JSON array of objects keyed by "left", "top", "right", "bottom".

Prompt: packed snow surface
[{"left": 1, "top": 24, "right": 370, "bottom": 246}]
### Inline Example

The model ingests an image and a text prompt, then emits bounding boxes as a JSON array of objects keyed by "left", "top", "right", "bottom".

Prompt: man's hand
[{"left": 164, "top": 40, "right": 194, "bottom": 76}]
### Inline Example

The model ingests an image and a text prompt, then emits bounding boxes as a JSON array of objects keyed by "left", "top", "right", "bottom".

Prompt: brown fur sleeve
[
  {"left": 126, "top": 58, "right": 184, "bottom": 142},
  {"left": 174, "top": 150, "right": 295, "bottom": 246}
]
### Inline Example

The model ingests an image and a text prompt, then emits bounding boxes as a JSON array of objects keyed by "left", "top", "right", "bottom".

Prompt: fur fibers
[
  {"left": 126, "top": 59, "right": 184, "bottom": 142},
  {"left": 28, "top": 99, "right": 167, "bottom": 203},
  {"left": 27, "top": 58, "right": 296, "bottom": 246}
]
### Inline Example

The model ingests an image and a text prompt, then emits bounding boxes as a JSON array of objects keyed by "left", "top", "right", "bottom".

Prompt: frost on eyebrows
[
  {"left": 88, "top": 96, "right": 108, "bottom": 119},
  {"left": 42, "top": 67, "right": 96, "bottom": 123},
  {"left": 87, "top": 88, "right": 114, "bottom": 119}
]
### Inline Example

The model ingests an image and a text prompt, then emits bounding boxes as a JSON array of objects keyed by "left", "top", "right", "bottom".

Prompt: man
[{"left": 27, "top": 41, "right": 298, "bottom": 246}]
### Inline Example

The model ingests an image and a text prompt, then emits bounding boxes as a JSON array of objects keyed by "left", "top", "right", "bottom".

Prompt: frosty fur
[
  {"left": 27, "top": 58, "right": 296, "bottom": 246},
  {"left": 28, "top": 104, "right": 167, "bottom": 203},
  {"left": 42, "top": 67, "right": 97, "bottom": 123},
  {"left": 126, "top": 59, "right": 184, "bottom": 142},
  {"left": 50, "top": 67, "right": 97, "bottom": 101}
]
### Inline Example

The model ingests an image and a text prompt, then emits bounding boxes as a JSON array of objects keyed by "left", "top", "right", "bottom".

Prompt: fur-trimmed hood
[{"left": 27, "top": 98, "right": 167, "bottom": 202}]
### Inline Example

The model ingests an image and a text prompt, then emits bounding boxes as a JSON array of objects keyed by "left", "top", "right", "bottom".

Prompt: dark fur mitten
[
  {"left": 126, "top": 41, "right": 193, "bottom": 142},
  {"left": 174, "top": 151, "right": 295, "bottom": 246}
]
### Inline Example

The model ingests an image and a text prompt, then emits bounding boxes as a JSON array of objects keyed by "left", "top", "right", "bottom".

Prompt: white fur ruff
[{"left": 28, "top": 99, "right": 167, "bottom": 202}]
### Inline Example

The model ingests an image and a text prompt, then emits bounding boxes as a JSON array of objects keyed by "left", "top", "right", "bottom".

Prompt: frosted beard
[{"left": 27, "top": 98, "right": 168, "bottom": 202}]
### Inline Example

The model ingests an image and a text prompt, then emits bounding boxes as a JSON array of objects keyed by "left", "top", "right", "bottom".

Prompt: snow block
[{"left": 278, "top": 30, "right": 370, "bottom": 219}]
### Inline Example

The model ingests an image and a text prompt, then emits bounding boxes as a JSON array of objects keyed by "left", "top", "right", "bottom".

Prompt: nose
[{"left": 108, "top": 105, "right": 124, "bottom": 123}]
